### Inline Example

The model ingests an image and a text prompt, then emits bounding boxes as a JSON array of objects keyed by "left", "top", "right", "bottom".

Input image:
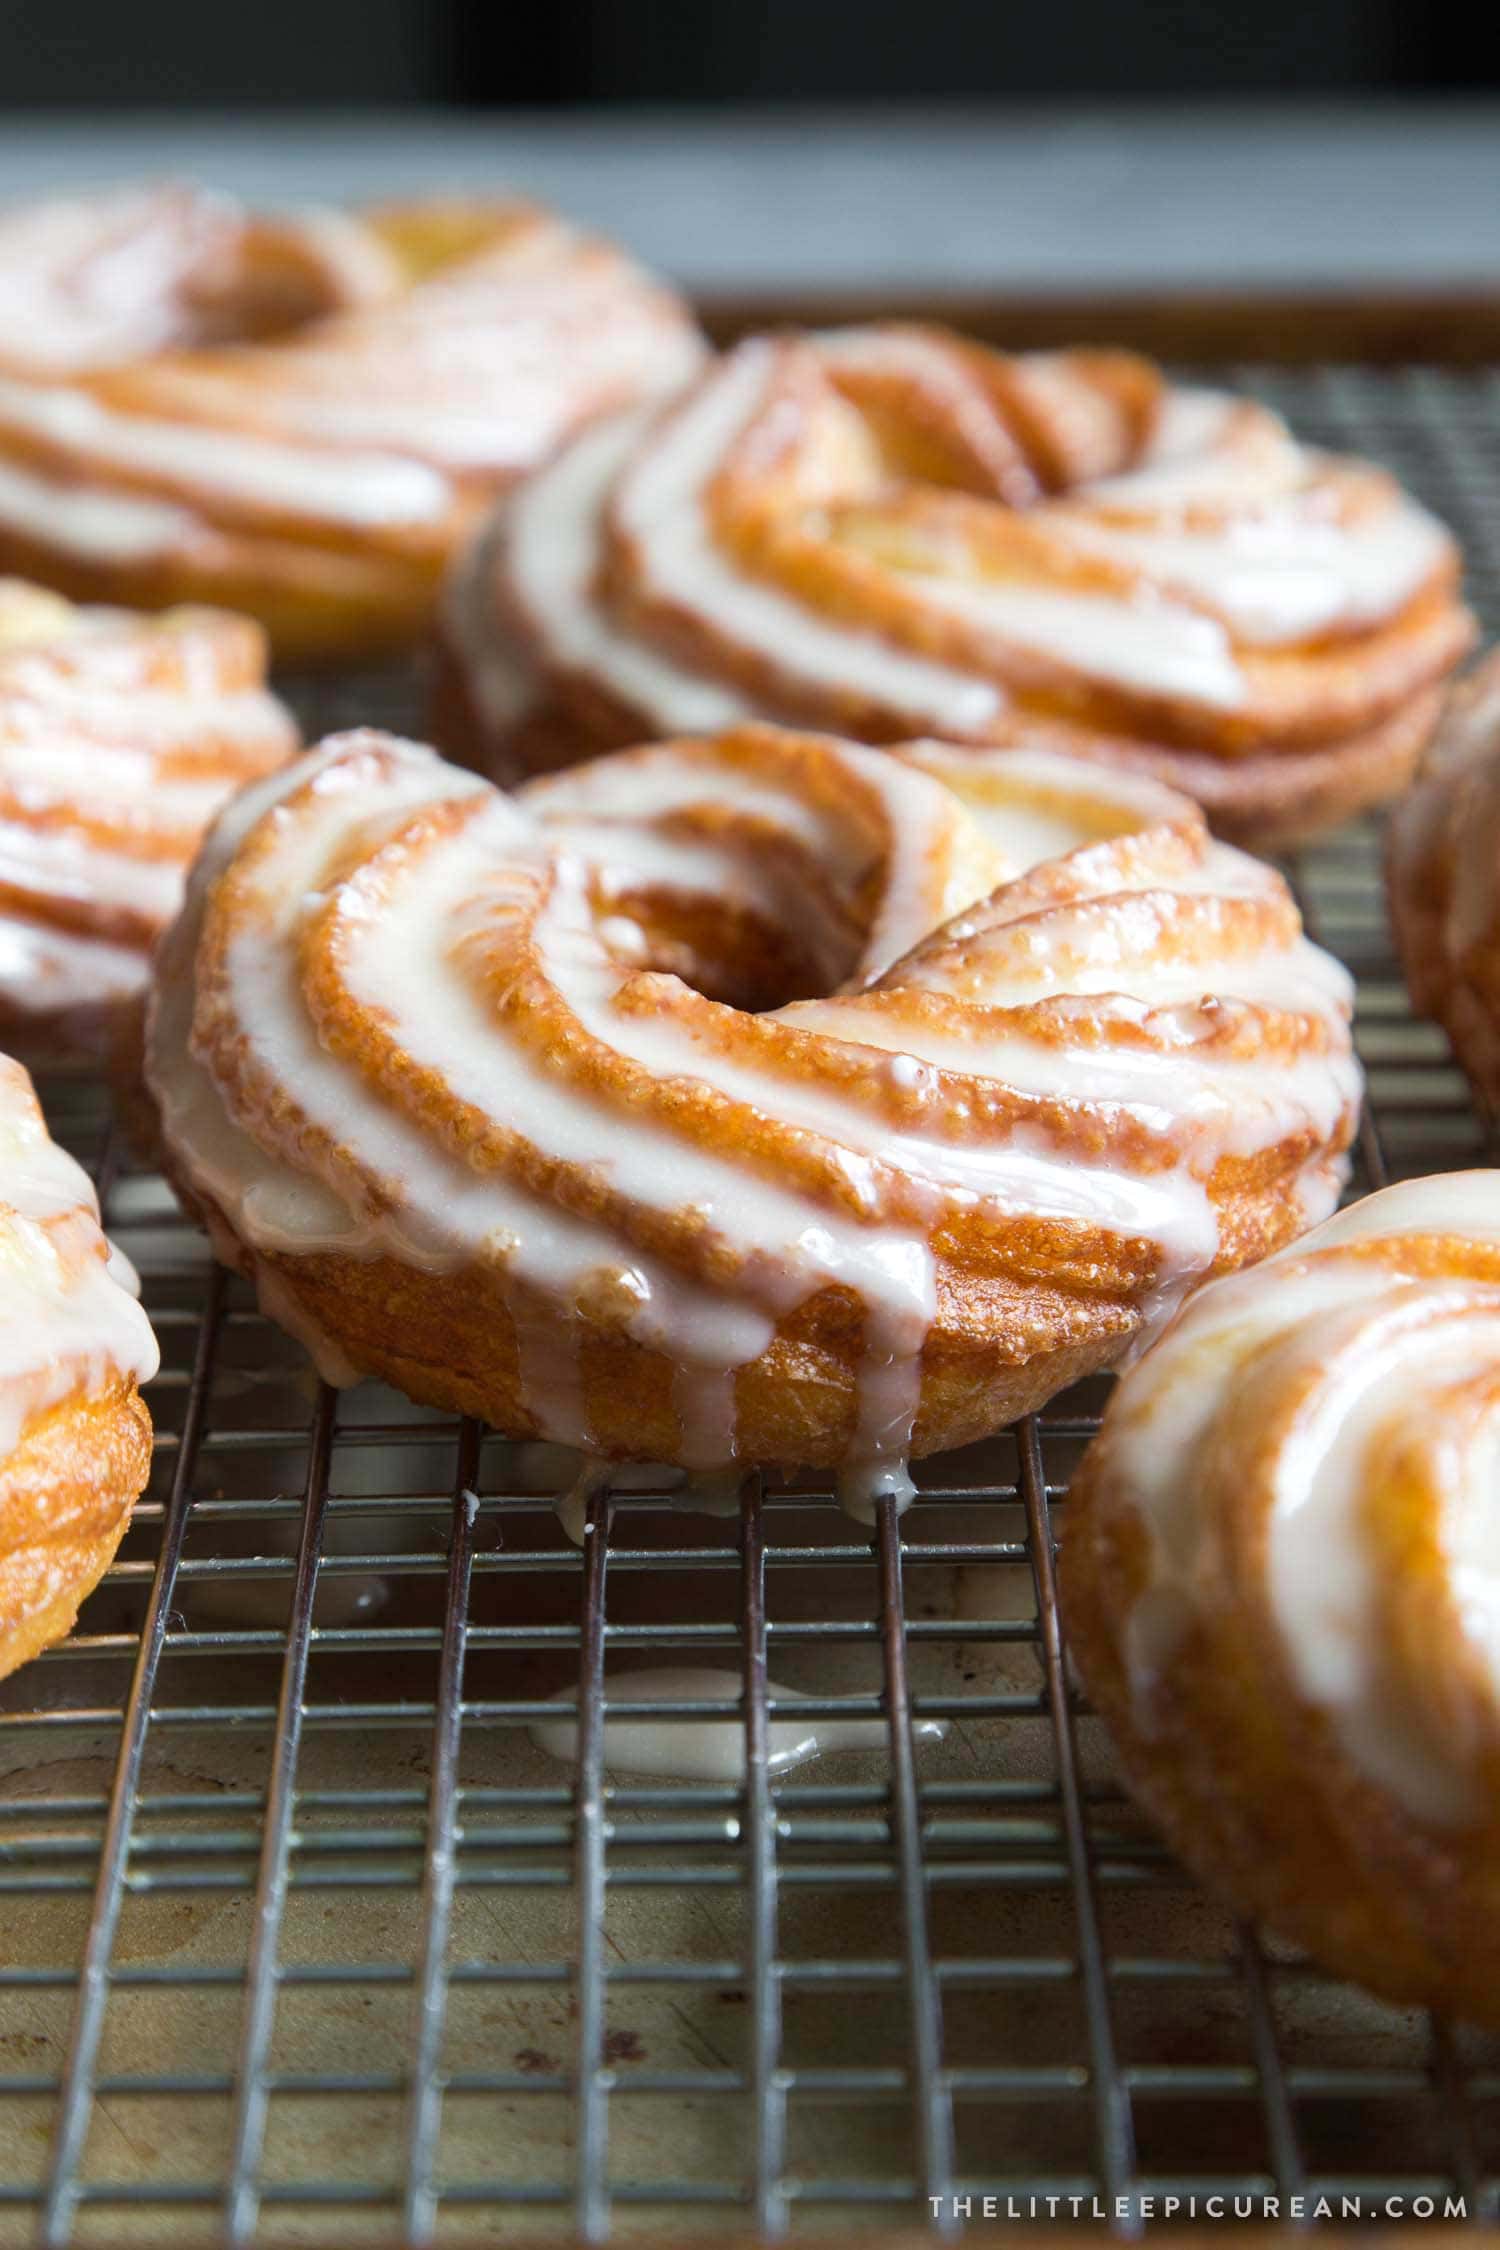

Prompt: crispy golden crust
[
  {"left": 1060, "top": 1204, "right": 1500, "bottom": 2025},
  {"left": 434, "top": 633, "right": 1449, "bottom": 852},
  {"left": 442, "top": 328, "right": 1472, "bottom": 849},
  {"left": 0, "top": 188, "right": 701, "bottom": 664},
  {"left": 0, "top": 582, "right": 296, "bottom": 1059},
  {"left": 0, "top": 1380, "right": 151, "bottom": 1683},
  {"left": 1388, "top": 650, "right": 1500, "bottom": 1108},
  {"left": 182, "top": 1168, "right": 1327, "bottom": 1471},
  {"left": 149, "top": 724, "right": 1359, "bottom": 1476}
]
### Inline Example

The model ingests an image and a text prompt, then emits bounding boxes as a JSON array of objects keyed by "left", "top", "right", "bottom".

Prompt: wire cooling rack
[{"left": 3, "top": 367, "right": 1500, "bottom": 2250}]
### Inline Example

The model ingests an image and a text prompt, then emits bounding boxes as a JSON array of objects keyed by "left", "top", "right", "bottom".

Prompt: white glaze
[
  {"left": 0, "top": 185, "right": 242, "bottom": 375},
  {"left": 0, "top": 1056, "right": 159, "bottom": 1458},
  {"left": 1108, "top": 1171, "right": 1500, "bottom": 1827},
  {"left": 147, "top": 727, "right": 1357, "bottom": 1507},
  {"left": 0, "top": 453, "right": 197, "bottom": 563},
  {"left": 608, "top": 344, "right": 1006, "bottom": 733},
  {"left": 497, "top": 403, "right": 755, "bottom": 733},
  {"left": 149, "top": 741, "right": 778, "bottom": 1433},
  {"left": 1057, "top": 500, "right": 1452, "bottom": 647},
  {"left": 468, "top": 341, "right": 1453, "bottom": 747},
  {"left": 908, "top": 575, "right": 1247, "bottom": 711},
  {"left": 0, "top": 377, "right": 450, "bottom": 529},
  {"left": 0, "top": 918, "right": 149, "bottom": 1015},
  {"left": 0, "top": 592, "right": 295, "bottom": 1035},
  {"left": 528, "top": 1665, "right": 948, "bottom": 1780},
  {"left": 0, "top": 184, "right": 701, "bottom": 557},
  {"left": 1081, "top": 387, "right": 1305, "bottom": 510}
]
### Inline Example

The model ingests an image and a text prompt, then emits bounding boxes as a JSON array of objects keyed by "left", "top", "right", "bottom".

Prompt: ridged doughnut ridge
[
  {"left": 1063, "top": 1172, "right": 1500, "bottom": 2020},
  {"left": 1388, "top": 648, "right": 1500, "bottom": 1105},
  {"left": 147, "top": 722, "right": 1358, "bottom": 1506},
  {"left": 0, "top": 184, "right": 703, "bottom": 658},
  {"left": 0, "top": 1051, "right": 159, "bottom": 1456},
  {"left": 445, "top": 326, "right": 1472, "bottom": 844},
  {"left": 0, "top": 577, "right": 296, "bottom": 1050}
]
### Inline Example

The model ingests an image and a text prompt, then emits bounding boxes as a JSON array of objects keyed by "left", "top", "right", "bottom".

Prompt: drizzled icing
[
  {"left": 0, "top": 582, "right": 296, "bottom": 1043},
  {"left": 0, "top": 183, "right": 396, "bottom": 378},
  {"left": 1102, "top": 1171, "right": 1500, "bottom": 1828},
  {"left": 0, "top": 184, "right": 702, "bottom": 595},
  {"left": 456, "top": 327, "right": 1468, "bottom": 820},
  {"left": 0, "top": 1052, "right": 159, "bottom": 1458},
  {"left": 146, "top": 723, "right": 1359, "bottom": 1510}
]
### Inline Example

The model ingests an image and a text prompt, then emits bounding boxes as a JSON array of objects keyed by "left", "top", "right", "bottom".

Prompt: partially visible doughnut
[
  {"left": 1064, "top": 1172, "right": 1500, "bottom": 2024},
  {"left": 0, "top": 1053, "right": 157, "bottom": 1681},
  {"left": 0, "top": 577, "right": 296, "bottom": 1057},
  {"left": 0, "top": 184, "right": 703, "bottom": 661},
  {"left": 1388, "top": 649, "right": 1500, "bottom": 1108}
]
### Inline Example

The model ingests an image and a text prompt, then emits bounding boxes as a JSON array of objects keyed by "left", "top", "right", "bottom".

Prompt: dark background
[{"left": 5, "top": 0, "right": 1500, "bottom": 106}]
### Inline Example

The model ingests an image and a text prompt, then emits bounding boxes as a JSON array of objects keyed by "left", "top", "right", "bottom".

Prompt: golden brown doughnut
[
  {"left": 1063, "top": 1172, "right": 1500, "bottom": 2026},
  {"left": 440, "top": 326, "right": 1472, "bottom": 848},
  {"left": 0, "top": 183, "right": 702, "bottom": 662},
  {"left": 0, "top": 1053, "right": 156, "bottom": 1681},
  {"left": 146, "top": 720, "right": 1358, "bottom": 1518},
  {"left": 0, "top": 576, "right": 296, "bottom": 1058},
  {"left": 1388, "top": 648, "right": 1500, "bottom": 1108}
]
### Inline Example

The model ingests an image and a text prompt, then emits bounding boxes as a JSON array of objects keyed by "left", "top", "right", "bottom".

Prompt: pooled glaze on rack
[
  {"left": 0, "top": 579, "right": 296, "bottom": 1050},
  {"left": 0, "top": 1053, "right": 159, "bottom": 1458},
  {"left": 528, "top": 1666, "right": 948, "bottom": 1781},
  {"left": 146, "top": 721, "right": 1359, "bottom": 1504},
  {"left": 0, "top": 183, "right": 704, "bottom": 660},
  {"left": 1082, "top": 1171, "right": 1500, "bottom": 1827},
  {"left": 448, "top": 325, "right": 1471, "bottom": 844}
]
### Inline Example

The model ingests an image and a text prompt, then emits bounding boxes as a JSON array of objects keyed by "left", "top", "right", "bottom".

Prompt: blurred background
[
  {"left": 6, "top": 0, "right": 1500, "bottom": 103},
  {"left": 2, "top": 0, "right": 1497, "bottom": 302}
]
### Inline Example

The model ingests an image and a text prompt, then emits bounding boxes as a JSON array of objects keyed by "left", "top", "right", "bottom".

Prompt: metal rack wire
[{"left": 2, "top": 366, "right": 1500, "bottom": 2247}]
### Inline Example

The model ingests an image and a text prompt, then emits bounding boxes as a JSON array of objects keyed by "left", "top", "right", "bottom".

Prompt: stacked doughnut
[
  {"left": 0, "top": 183, "right": 703, "bottom": 660},
  {"left": 0, "top": 1053, "right": 157, "bottom": 1680},
  {"left": 1064, "top": 1174, "right": 1500, "bottom": 2023},
  {"left": 1388, "top": 648, "right": 1500, "bottom": 1108},
  {"left": 440, "top": 326, "right": 1471, "bottom": 846},
  {"left": 146, "top": 721, "right": 1359, "bottom": 1513},
  {"left": 0, "top": 578, "right": 296, "bottom": 1055}
]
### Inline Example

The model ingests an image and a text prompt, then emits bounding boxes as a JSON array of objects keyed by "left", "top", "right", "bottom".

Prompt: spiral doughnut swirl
[
  {"left": 146, "top": 721, "right": 1358, "bottom": 1512},
  {"left": 441, "top": 326, "right": 1472, "bottom": 848},
  {"left": 0, "top": 184, "right": 702, "bottom": 661},
  {"left": 1388, "top": 649, "right": 1500, "bottom": 1109},
  {"left": 0, "top": 578, "right": 296, "bottom": 1055},
  {"left": 1064, "top": 1173, "right": 1500, "bottom": 2022},
  {"left": 0, "top": 1052, "right": 157, "bottom": 1680}
]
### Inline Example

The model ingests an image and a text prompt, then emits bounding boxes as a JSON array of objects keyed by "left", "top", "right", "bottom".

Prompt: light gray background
[{"left": 0, "top": 105, "right": 1496, "bottom": 294}]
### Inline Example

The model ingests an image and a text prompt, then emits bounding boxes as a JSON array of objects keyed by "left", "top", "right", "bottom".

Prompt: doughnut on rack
[{"left": 1, "top": 336, "right": 1499, "bottom": 2247}]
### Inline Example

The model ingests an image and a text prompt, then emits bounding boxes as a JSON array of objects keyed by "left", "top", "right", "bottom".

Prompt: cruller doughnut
[
  {"left": 1063, "top": 1172, "right": 1500, "bottom": 2025},
  {"left": 0, "top": 576, "right": 296, "bottom": 1058},
  {"left": 0, "top": 183, "right": 702, "bottom": 662},
  {"left": 0, "top": 1053, "right": 157, "bottom": 1681},
  {"left": 146, "top": 721, "right": 1359, "bottom": 1516},
  {"left": 440, "top": 325, "right": 1472, "bottom": 847},
  {"left": 1388, "top": 648, "right": 1500, "bottom": 1111}
]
